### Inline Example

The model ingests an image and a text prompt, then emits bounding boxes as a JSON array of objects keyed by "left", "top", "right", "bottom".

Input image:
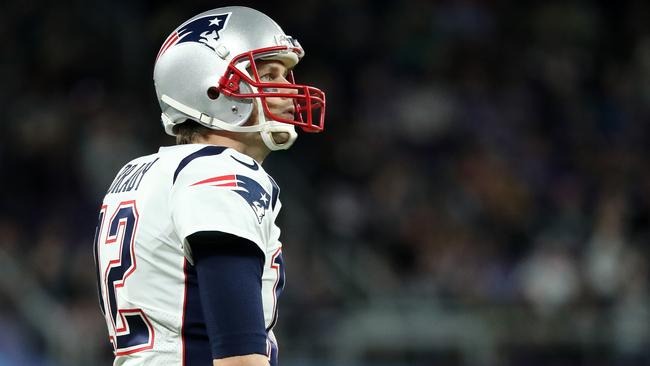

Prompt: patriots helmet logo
[
  {"left": 191, "top": 174, "right": 270, "bottom": 224},
  {"left": 157, "top": 13, "right": 231, "bottom": 59}
]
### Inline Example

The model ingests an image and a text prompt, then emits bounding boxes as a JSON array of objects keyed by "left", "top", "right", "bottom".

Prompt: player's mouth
[{"left": 276, "top": 106, "right": 295, "bottom": 120}]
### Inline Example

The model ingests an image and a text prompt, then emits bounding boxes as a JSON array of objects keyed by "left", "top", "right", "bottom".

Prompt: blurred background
[{"left": 2, "top": 0, "right": 650, "bottom": 365}]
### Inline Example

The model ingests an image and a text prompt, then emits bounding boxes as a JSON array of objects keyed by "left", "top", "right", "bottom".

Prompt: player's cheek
[{"left": 264, "top": 97, "right": 285, "bottom": 110}]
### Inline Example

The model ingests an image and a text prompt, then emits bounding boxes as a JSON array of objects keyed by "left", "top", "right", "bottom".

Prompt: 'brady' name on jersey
[{"left": 106, "top": 158, "right": 159, "bottom": 195}]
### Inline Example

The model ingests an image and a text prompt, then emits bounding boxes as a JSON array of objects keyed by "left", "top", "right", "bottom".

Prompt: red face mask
[{"left": 217, "top": 46, "right": 326, "bottom": 132}]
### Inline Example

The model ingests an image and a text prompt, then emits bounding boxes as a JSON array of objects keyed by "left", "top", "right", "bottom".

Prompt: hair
[{"left": 173, "top": 120, "right": 212, "bottom": 145}]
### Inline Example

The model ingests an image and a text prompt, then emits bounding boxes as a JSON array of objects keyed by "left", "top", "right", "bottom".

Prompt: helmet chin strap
[
  {"left": 160, "top": 94, "right": 297, "bottom": 150},
  {"left": 255, "top": 97, "right": 298, "bottom": 151}
]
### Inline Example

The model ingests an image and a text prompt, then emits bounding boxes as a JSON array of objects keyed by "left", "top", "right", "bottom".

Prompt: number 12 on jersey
[{"left": 93, "top": 200, "right": 155, "bottom": 355}]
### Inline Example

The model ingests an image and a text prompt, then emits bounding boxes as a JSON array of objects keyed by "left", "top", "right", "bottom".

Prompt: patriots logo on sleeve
[
  {"left": 157, "top": 13, "right": 231, "bottom": 59},
  {"left": 191, "top": 174, "right": 270, "bottom": 224}
]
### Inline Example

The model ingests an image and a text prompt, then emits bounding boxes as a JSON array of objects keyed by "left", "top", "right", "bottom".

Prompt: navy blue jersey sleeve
[{"left": 187, "top": 231, "right": 267, "bottom": 359}]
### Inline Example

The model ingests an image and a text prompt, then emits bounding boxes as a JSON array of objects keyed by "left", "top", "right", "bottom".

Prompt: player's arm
[
  {"left": 189, "top": 231, "right": 269, "bottom": 366},
  {"left": 213, "top": 354, "right": 269, "bottom": 366}
]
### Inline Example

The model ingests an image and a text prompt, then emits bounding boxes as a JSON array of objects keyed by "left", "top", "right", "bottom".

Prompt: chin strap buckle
[{"left": 199, "top": 113, "right": 213, "bottom": 125}]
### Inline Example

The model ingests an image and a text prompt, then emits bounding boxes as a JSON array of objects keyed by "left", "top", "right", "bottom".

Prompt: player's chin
[{"left": 272, "top": 131, "right": 290, "bottom": 144}]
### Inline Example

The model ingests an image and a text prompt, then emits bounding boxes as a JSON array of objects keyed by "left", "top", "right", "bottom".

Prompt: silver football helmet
[{"left": 153, "top": 6, "right": 326, "bottom": 150}]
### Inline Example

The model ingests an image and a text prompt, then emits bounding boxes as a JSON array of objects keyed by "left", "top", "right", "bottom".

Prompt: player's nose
[{"left": 277, "top": 77, "right": 298, "bottom": 96}]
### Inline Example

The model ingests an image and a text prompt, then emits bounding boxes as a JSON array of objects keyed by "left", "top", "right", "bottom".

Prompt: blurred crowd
[{"left": 1, "top": 0, "right": 649, "bottom": 365}]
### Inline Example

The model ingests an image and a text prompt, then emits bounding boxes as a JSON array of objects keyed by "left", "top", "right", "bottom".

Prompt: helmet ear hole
[{"left": 207, "top": 87, "right": 220, "bottom": 100}]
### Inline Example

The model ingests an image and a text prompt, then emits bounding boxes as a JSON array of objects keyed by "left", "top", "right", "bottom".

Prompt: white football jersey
[{"left": 93, "top": 144, "right": 285, "bottom": 366}]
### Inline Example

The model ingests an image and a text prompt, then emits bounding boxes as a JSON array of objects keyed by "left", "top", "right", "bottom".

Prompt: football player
[{"left": 92, "top": 6, "right": 325, "bottom": 366}]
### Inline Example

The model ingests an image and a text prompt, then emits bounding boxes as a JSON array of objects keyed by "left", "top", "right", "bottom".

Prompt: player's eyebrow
[{"left": 258, "top": 62, "right": 288, "bottom": 77}]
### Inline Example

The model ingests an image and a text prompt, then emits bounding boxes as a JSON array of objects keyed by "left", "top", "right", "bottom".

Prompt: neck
[{"left": 196, "top": 131, "right": 270, "bottom": 163}]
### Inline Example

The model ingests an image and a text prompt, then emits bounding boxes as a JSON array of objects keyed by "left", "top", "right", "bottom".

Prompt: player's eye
[{"left": 260, "top": 73, "right": 273, "bottom": 82}]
